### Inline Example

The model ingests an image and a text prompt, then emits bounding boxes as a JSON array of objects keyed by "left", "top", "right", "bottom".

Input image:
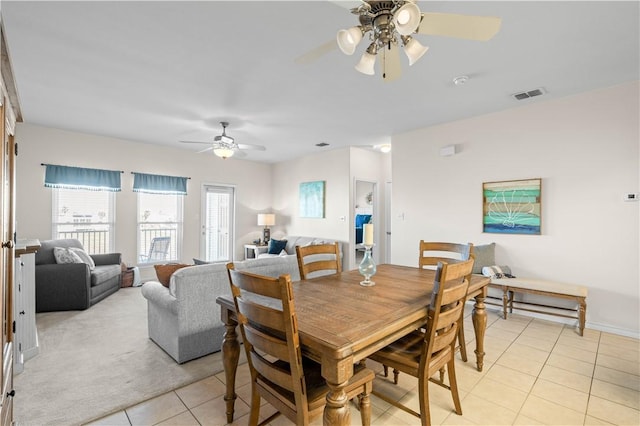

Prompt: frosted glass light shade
[
  {"left": 355, "top": 51, "right": 376, "bottom": 75},
  {"left": 393, "top": 3, "right": 421, "bottom": 35},
  {"left": 403, "top": 37, "right": 429, "bottom": 66},
  {"left": 379, "top": 144, "right": 392, "bottom": 153},
  {"left": 257, "top": 213, "right": 275, "bottom": 227},
  {"left": 337, "top": 26, "right": 363, "bottom": 55},
  {"left": 213, "top": 146, "right": 234, "bottom": 159}
]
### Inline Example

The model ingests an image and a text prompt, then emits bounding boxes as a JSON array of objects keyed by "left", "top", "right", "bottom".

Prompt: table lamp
[{"left": 257, "top": 213, "right": 275, "bottom": 244}]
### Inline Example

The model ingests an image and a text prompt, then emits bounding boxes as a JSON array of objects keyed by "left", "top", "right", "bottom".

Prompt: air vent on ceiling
[
  {"left": 512, "top": 87, "right": 546, "bottom": 101},
  {"left": 315, "top": 142, "right": 329, "bottom": 147}
]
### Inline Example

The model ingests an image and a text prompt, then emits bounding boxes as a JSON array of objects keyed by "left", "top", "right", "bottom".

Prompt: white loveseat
[{"left": 140, "top": 236, "right": 342, "bottom": 363}]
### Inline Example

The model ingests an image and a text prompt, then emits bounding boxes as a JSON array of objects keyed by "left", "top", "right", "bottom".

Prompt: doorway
[
  {"left": 201, "top": 184, "right": 235, "bottom": 262},
  {"left": 353, "top": 179, "right": 377, "bottom": 267}
]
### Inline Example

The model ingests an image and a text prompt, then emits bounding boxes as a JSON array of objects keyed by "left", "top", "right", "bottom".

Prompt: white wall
[
  {"left": 271, "top": 147, "right": 352, "bottom": 268},
  {"left": 14, "top": 123, "right": 273, "bottom": 270},
  {"left": 391, "top": 81, "right": 639, "bottom": 337}
]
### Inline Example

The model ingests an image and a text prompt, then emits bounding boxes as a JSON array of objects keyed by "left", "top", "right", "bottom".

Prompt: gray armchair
[{"left": 35, "top": 239, "right": 122, "bottom": 312}]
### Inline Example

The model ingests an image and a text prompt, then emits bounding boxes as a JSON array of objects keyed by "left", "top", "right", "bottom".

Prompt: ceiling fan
[
  {"left": 296, "top": 0, "right": 502, "bottom": 81},
  {"left": 179, "top": 121, "right": 266, "bottom": 160}
]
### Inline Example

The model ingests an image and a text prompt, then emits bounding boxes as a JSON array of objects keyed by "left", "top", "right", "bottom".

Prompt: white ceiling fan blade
[
  {"left": 295, "top": 39, "right": 338, "bottom": 65},
  {"left": 196, "top": 146, "right": 213, "bottom": 154},
  {"left": 417, "top": 12, "right": 502, "bottom": 41},
  {"left": 237, "top": 143, "right": 266, "bottom": 151},
  {"left": 382, "top": 43, "right": 401, "bottom": 82},
  {"left": 179, "top": 140, "right": 210, "bottom": 145}
]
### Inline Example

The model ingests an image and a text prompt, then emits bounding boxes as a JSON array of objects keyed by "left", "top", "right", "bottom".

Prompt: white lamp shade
[
  {"left": 213, "top": 146, "right": 234, "bottom": 159},
  {"left": 257, "top": 213, "right": 275, "bottom": 227},
  {"left": 355, "top": 51, "right": 376, "bottom": 75},
  {"left": 403, "top": 37, "right": 429, "bottom": 66},
  {"left": 393, "top": 2, "right": 421, "bottom": 35},
  {"left": 336, "top": 26, "right": 363, "bottom": 55}
]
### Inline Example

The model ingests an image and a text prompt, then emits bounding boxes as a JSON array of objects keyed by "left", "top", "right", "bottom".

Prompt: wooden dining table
[{"left": 216, "top": 264, "right": 491, "bottom": 425}]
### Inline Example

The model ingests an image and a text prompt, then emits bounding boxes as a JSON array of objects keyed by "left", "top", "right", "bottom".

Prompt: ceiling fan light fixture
[
  {"left": 393, "top": 2, "right": 422, "bottom": 36},
  {"left": 355, "top": 43, "right": 377, "bottom": 75},
  {"left": 213, "top": 145, "right": 235, "bottom": 159},
  {"left": 337, "top": 26, "right": 363, "bottom": 55},
  {"left": 379, "top": 144, "right": 392, "bottom": 153},
  {"left": 402, "top": 36, "right": 429, "bottom": 66}
]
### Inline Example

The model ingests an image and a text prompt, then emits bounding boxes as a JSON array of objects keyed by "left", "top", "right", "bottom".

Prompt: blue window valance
[
  {"left": 132, "top": 172, "right": 188, "bottom": 195},
  {"left": 43, "top": 164, "right": 122, "bottom": 192}
]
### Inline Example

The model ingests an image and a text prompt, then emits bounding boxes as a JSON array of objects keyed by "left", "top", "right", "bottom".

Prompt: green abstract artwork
[
  {"left": 483, "top": 178, "right": 542, "bottom": 234},
  {"left": 299, "top": 181, "right": 325, "bottom": 218}
]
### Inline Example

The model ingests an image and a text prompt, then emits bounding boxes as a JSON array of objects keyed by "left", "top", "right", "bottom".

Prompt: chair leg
[
  {"left": 457, "top": 320, "right": 468, "bottom": 362},
  {"left": 418, "top": 373, "right": 431, "bottom": 426},
  {"left": 358, "top": 389, "right": 372, "bottom": 426},
  {"left": 447, "top": 358, "right": 462, "bottom": 415},
  {"left": 249, "top": 383, "right": 261, "bottom": 426}
]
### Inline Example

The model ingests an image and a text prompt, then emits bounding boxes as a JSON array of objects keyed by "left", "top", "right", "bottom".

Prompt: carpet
[{"left": 13, "top": 287, "right": 225, "bottom": 426}]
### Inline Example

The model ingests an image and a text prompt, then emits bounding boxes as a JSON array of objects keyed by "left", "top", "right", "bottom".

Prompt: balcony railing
[
  {"left": 58, "top": 226, "right": 178, "bottom": 262},
  {"left": 58, "top": 229, "right": 110, "bottom": 254}
]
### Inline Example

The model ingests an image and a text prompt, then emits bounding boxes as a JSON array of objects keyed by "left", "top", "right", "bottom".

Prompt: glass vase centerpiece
[{"left": 359, "top": 223, "right": 376, "bottom": 286}]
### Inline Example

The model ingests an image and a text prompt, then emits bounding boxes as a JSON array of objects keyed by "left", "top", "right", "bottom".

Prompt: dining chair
[
  {"left": 295, "top": 242, "right": 342, "bottom": 280},
  {"left": 381, "top": 241, "right": 475, "bottom": 381},
  {"left": 226, "top": 263, "right": 374, "bottom": 426},
  {"left": 419, "top": 241, "right": 474, "bottom": 363},
  {"left": 368, "top": 258, "right": 474, "bottom": 426}
]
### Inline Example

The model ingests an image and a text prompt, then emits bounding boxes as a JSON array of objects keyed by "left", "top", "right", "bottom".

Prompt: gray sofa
[
  {"left": 141, "top": 256, "right": 300, "bottom": 364},
  {"left": 35, "top": 239, "right": 122, "bottom": 312},
  {"left": 140, "top": 235, "right": 343, "bottom": 364}
]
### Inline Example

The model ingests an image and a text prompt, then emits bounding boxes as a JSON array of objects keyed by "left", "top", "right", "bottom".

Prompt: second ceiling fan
[
  {"left": 297, "top": 0, "right": 502, "bottom": 81},
  {"left": 180, "top": 121, "right": 266, "bottom": 160}
]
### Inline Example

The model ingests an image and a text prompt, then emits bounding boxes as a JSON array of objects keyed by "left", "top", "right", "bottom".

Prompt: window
[
  {"left": 137, "top": 192, "right": 183, "bottom": 264},
  {"left": 52, "top": 188, "right": 115, "bottom": 254},
  {"left": 201, "top": 184, "right": 235, "bottom": 262}
]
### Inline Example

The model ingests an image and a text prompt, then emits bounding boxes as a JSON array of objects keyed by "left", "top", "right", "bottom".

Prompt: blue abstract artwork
[{"left": 299, "top": 181, "right": 325, "bottom": 218}]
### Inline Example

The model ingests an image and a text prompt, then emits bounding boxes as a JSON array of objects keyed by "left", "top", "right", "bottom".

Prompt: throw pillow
[
  {"left": 193, "top": 258, "right": 211, "bottom": 265},
  {"left": 472, "top": 243, "right": 495, "bottom": 274},
  {"left": 268, "top": 238, "right": 287, "bottom": 255},
  {"left": 481, "top": 265, "right": 514, "bottom": 279},
  {"left": 69, "top": 247, "right": 96, "bottom": 270},
  {"left": 53, "top": 247, "right": 83, "bottom": 265},
  {"left": 154, "top": 263, "right": 190, "bottom": 287}
]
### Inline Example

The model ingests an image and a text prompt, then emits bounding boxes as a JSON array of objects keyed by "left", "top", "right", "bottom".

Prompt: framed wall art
[
  {"left": 299, "top": 180, "right": 325, "bottom": 218},
  {"left": 482, "top": 178, "right": 541, "bottom": 234}
]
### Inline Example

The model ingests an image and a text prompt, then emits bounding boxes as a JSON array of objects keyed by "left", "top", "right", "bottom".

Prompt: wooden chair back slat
[
  {"left": 419, "top": 241, "right": 473, "bottom": 269},
  {"left": 295, "top": 242, "right": 342, "bottom": 280}
]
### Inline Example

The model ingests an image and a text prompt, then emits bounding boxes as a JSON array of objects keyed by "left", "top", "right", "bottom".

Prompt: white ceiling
[{"left": 2, "top": 1, "right": 639, "bottom": 163}]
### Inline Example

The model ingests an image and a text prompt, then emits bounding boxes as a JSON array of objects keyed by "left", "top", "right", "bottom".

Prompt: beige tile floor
[{"left": 87, "top": 309, "right": 640, "bottom": 426}]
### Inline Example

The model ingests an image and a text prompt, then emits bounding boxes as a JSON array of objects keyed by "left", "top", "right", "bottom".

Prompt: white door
[
  {"left": 385, "top": 181, "right": 392, "bottom": 264},
  {"left": 201, "top": 184, "right": 235, "bottom": 262}
]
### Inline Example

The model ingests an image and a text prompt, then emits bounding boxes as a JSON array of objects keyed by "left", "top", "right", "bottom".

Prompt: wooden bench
[{"left": 487, "top": 277, "right": 588, "bottom": 336}]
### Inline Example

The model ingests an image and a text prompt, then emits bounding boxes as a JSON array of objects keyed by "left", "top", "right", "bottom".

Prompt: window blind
[
  {"left": 44, "top": 164, "right": 122, "bottom": 191},
  {"left": 132, "top": 172, "right": 188, "bottom": 195}
]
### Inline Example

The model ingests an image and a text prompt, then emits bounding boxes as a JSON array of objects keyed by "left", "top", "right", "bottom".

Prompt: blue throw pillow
[{"left": 268, "top": 239, "right": 287, "bottom": 255}]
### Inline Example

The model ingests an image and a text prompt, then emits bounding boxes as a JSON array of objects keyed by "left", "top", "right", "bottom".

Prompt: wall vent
[{"left": 512, "top": 87, "right": 546, "bottom": 101}]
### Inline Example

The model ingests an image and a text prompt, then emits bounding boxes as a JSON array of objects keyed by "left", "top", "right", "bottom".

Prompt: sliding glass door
[{"left": 201, "top": 184, "right": 235, "bottom": 262}]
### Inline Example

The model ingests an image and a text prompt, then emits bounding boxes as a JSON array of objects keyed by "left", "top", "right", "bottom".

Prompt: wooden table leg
[
  {"left": 221, "top": 309, "right": 240, "bottom": 424},
  {"left": 323, "top": 380, "right": 350, "bottom": 425},
  {"left": 472, "top": 288, "right": 487, "bottom": 372}
]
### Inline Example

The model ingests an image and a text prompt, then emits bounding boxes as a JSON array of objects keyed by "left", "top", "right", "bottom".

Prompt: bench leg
[
  {"left": 501, "top": 288, "right": 508, "bottom": 319},
  {"left": 578, "top": 298, "right": 586, "bottom": 336},
  {"left": 508, "top": 290, "right": 514, "bottom": 314}
]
